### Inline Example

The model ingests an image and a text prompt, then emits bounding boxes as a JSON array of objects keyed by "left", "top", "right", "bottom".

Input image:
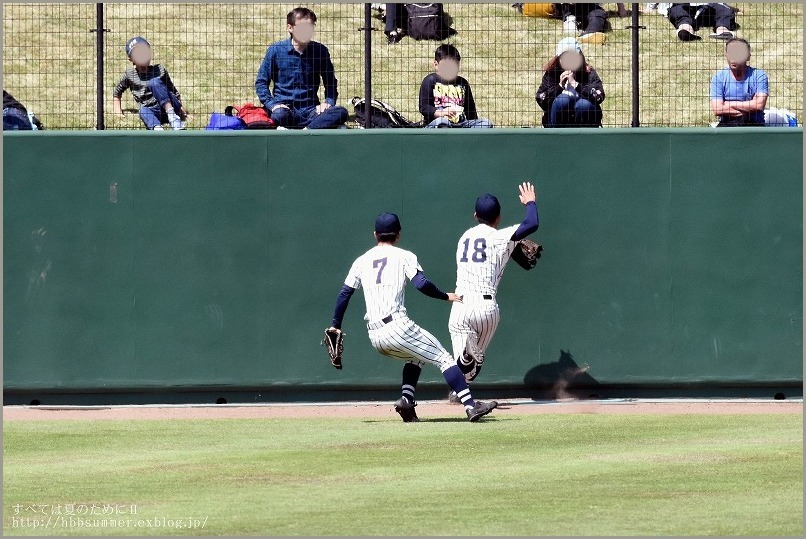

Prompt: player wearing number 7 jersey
[
  {"left": 327, "top": 212, "right": 498, "bottom": 422},
  {"left": 449, "top": 182, "right": 540, "bottom": 384}
]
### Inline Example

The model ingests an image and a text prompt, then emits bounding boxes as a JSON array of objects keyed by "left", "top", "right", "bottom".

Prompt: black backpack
[
  {"left": 405, "top": 3, "right": 454, "bottom": 40},
  {"left": 351, "top": 97, "right": 421, "bottom": 129}
]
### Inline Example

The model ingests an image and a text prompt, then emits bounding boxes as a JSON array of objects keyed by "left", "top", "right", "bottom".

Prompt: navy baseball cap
[
  {"left": 475, "top": 194, "right": 501, "bottom": 223},
  {"left": 125, "top": 36, "right": 150, "bottom": 57},
  {"left": 375, "top": 212, "right": 402, "bottom": 234}
]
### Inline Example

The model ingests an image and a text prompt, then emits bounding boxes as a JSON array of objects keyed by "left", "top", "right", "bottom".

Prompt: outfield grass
[
  {"left": 3, "top": 413, "right": 802, "bottom": 536},
  {"left": 2, "top": 2, "right": 803, "bottom": 129}
]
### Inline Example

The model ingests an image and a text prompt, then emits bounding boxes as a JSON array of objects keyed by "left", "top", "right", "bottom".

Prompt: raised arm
[{"left": 511, "top": 182, "right": 539, "bottom": 241}]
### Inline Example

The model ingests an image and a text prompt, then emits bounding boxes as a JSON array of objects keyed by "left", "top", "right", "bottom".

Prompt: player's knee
[{"left": 437, "top": 354, "right": 455, "bottom": 372}]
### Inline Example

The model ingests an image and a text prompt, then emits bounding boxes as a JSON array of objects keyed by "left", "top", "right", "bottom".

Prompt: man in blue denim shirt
[{"left": 255, "top": 7, "right": 349, "bottom": 129}]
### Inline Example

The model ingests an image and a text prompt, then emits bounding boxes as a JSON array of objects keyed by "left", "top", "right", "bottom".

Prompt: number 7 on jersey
[{"left": 373, "top": 257, "right": 388, "bottom": 284}]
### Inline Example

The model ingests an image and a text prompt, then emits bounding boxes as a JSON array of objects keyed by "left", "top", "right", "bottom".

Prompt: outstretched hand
[
  {"left": 518, "top": 182, "right": 536, "bottom": 205},
  {"left": 446, "top": 293, "right": 463, "bottom": 303}
]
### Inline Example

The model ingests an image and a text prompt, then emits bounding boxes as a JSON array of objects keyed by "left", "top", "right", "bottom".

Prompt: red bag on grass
[{"left": 225, "top": 103, "right": 275, "bottom": 129}]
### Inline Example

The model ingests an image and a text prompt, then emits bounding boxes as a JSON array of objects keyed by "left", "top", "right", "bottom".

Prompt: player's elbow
[
  {"left": 337, "top": 285, "right": 356, "bottom": 300},
  {"left": 411, "top": 273, "right": 427, "bottom": 290},
  {"left": 755, "top": 94, "right": 768, "bottom": 111}
]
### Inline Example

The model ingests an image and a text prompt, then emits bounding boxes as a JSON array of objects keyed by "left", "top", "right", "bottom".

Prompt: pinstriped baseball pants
[
  {"left": 367, "top": 315, "right": 455, "bottom": 371},
  {"left": 448, "top": 296, "right": 501, "bottom": 362}
]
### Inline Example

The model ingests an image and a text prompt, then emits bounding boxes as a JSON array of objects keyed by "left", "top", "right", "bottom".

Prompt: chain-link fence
[{"left": 3, "top": 2, "right": 802, "bottom": 129}]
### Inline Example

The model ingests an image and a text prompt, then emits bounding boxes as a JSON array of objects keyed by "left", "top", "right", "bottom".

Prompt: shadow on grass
[
  {"left": 419, "top": 416, "right": 515, "bottom": 423},
  {"left": 361, "top": 416, "right": 516, "bottom": 424}
]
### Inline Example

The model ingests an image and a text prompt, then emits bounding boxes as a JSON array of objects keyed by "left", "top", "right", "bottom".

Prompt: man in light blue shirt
[
  {"left": 710, "top": 38, "right": 768, "bottom": 126},
  {"left": 255, "top": 7, "right": 349, "bottom": 129}
]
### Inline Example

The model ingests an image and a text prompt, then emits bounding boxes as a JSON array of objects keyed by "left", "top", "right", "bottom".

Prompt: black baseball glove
[
  {"left": 510, "top": 239, "right": 543, "bottom": 270},
  {"left": 321, "top": 327, "right": 345, "bottom": 370}
]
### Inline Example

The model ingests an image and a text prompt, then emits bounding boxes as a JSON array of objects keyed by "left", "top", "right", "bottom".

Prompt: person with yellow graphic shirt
[{"left": 418, "top": 45, "right": 493, "bottom": 129}]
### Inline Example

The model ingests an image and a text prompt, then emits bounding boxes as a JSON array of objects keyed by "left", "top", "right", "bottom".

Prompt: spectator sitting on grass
[
  {"left": 536, "top": 38, "right": 605, "bottom": 127},
  {"left": 555, "top": 3, "right": 609, "bottom": 44},
  {"left": 384, "top": 3, "right": 406, "bottom": 44},
  {"left": 668, "top": 3, "right": 736, "bottom": 41},
  {"left": 112, "top": 36, "right": 187, "bottom": 130},
  {"left": 710, "top": 38, "right": 768, "bottom": 126},
  {"left": 418, "top": 44, "right": 493, "bottom": 129},
  {"left": 3, "top": 90, "right": 42, "bottom": 130},
  {"left": 255, "top": 6, "right": 349, "bottom": 130}
]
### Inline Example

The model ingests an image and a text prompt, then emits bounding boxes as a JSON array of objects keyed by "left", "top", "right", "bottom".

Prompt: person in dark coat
[
  {"left": 535, "top": 38, "right": 605, "bottom": 127},
  {"left": 3, "top": 90, "right": 40, "bottom": 130}
]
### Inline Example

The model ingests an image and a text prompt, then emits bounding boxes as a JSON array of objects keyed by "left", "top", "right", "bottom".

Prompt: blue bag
[{"left": 205, "top": 112, "right": 245, "bottom": 130}]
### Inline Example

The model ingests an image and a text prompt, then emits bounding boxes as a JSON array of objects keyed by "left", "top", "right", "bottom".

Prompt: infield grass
[{"left": 3, "top": 412, "right": 803, "bottom": 536}]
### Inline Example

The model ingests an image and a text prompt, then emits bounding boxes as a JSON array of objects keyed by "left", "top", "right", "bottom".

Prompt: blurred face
[
  {"left": 726, "top": 41, "right": 750, "bottom": 68},
  {"left": 434, "top": 59, "right": 460, "bottom": 81},
  {"left": 288, "top": 18, "right": 316, "bottom": 44},
  {"left": 559, "top": 51, "right": 583, "bottom": 71},
  {"left": 130, "top": 44, "right": 152, "bottom": 67}
]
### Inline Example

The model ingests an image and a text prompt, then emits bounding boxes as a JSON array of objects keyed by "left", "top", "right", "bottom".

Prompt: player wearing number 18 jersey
[
  {"left": 449, "top": 182, "right": 539, "bottom": 382},
  {"left": 328, "top": 212, "right": 498, "bottom": 422}
]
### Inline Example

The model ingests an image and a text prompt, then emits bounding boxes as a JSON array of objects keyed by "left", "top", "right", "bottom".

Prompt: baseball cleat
[
  {"left": 466, "top": 400, "right": 497, "bottom": 422},
  {"left": 394, "top": 397, "right": 419, "bottom": 422},
  {"left": 448, "top": 390, "right": 462, "bottom": 404}
]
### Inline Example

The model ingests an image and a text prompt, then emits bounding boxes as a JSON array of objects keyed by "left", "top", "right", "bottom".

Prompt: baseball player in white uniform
[
  {"left": 327, "top": 212, "right": 498, "bottom": 422},
  {"left": 449, "top": 182, "right": 539, "bottom": 384}
]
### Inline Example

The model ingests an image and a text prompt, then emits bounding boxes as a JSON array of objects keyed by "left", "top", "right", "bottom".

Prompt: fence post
[
  {"left": 364, "top": 3, "right": 372, "bottom": 128},
  {"left": 91, "top": 3, "right": 107, "bottom": 130},
  {"left": 630, "top": 3, "right": 641, "bottom": 127}
]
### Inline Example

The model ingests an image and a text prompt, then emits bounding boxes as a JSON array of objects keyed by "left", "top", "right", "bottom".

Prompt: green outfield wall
[{"left": 3, "top": 129, "right": 802, "bottom": 401}]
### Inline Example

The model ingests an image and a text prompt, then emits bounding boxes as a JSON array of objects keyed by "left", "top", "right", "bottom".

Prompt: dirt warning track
[{"left": 4, "top": 399, "right": 802, "bottom": 421}]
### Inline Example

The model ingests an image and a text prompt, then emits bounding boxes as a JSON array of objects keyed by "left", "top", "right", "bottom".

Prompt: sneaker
[
  {"left": 448, "top": 390, "right": 462, "bottom": 404},
  {"left": 709, "top": 30, "right": 734, "bottom": 40},
  {"left": 152, "top": 125, "right": 165, "bottom": 131},
  {"left": 170, "top": 119, "right": 185, "bottom": 130},
  {"left": 386, "top": 30, "right": 403, "bottom": 44},
  {"left": 467, "top": 400, "right": 498, "bottom": 422},
  {"left": 394, "top": 397, "right": 419, "bottom": 422},
  {"left": 677, "top": 28, "right": 701, "bottom": 41},
  {"left": 276, "top": 126, "right": 288, "bottom": 130},
  {"left": 578, "top": 31, "right": 607, "bottom": 44}
]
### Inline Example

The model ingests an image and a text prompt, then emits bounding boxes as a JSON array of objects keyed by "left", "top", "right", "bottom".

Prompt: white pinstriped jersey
[
  {"left": 454, "top": 223, "right": 520, "bottom": 295},
  {"left": 344, "top": 245, "right": 422, "bottom": 322}
]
